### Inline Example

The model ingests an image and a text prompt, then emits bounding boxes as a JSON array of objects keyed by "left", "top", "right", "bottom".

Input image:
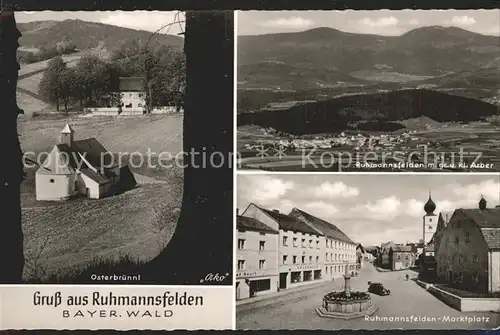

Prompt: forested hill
[{"left": 18, "top": 19, "right": 184, "bottom": 51}]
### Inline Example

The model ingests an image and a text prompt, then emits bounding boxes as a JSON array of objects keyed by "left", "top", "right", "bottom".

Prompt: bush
[{"left": 19, "top": 40, "right": 78, "bottom": 64}]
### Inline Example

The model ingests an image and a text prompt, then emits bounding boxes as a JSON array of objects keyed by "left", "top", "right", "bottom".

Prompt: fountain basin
[{"left": 316, "top": 291, "right": 378, "bottom": 320}]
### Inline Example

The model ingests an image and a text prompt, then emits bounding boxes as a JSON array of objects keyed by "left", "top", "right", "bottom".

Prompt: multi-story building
[
  {"left": 236, "top": 215, "right": 279, "bottom": 300},
  {"left": 379, "top": 241, "right": 397, "bottom": 268},
  {"left": 289, "top": 208, "right": 357, "bottom": 280},
  {"left": 389, "top": 245, "right": 414, "bottom": 270},
  {"left": 119, "top": 77, "right": 147, "bottom": 114},
  {"left": 241, "top": 204, "right": 325, "bottom": 291},
  {"left": 435, "top": 197, "right": 500, "bottom": 294},
  {"left": 432, "top": 211, "right": 454, "bottom": 257}
]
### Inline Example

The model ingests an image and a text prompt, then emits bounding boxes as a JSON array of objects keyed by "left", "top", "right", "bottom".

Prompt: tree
[
  {"left": 140, "top": 11, "right": 234, "bottom": 284},
  {"left": 0, "top": 8, "right": 24, "bottom": 284},
  {"left": 74, "top": 54, "right": 120, "bottom": 108},
  {"left": 59, "top": 67, "right": 77, "bottom": 114},
  {"left": 56, "top": 37, "right": 77, "bottom": 55},
  {"left": 147, "top": 51, "right": 186, "bottom": 109},
  {"left": 38, "top": 56, "right": 67, "bottom": 111}
]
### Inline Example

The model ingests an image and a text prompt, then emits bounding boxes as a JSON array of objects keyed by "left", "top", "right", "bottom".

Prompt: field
[
  {"left": 18, "top": 72, "right": 44, "bottom": 94},
  {"left": 19, "top": 114, "right": 184, "bottom": 281},
  {"left": 17, "top": 90, "right": 50, "bottom": 114},
  {"left": 19, "top": 113, "right": 183, "bottom": 155},
  {"left": 19, "top": 53, "right": 82, "bottom": 78}
]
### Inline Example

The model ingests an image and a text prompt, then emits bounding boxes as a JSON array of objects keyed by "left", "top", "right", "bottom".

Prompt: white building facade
[{"left": 236, "top": 215, "right": 279, "bottom": 300}]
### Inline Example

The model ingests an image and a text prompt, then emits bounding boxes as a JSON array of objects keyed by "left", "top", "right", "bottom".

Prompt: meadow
[{"left": 19, "top": 113, "right": 184, "bottom": 282}]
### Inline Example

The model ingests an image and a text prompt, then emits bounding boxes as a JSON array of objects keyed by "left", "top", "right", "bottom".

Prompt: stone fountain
[{"left": 316, "top": 263, "right": 378, "bottom": 320}]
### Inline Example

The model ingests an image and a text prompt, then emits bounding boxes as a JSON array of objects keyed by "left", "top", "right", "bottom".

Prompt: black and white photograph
[
  {"left": 237, "top": 10, "right": 500, "bottom": 172},
  {"left": 0, "top": 10, "right": 234, "bottom": 285},
  {"left": 236, "top": 173, "right": 500, "bottom": 329}
]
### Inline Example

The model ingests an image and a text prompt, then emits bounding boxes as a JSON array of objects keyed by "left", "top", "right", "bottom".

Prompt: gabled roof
[
  {"left": 391, "top": 245, "right": 412, "bottom": 253},
  {"left": 119, "top": 77, "right": 144, "bottom": 92},
  {"left": 447, "top": 208, "right": 500, "bottom": 250},
  {"left": 81, "top": 168, "right": 111, "bottom": 185},
  {"left": 237, "top": 215, "right": 278, "bottom": 234},
  {"left": 380, "top": 241, "right": 397, "bottom": 251},
  {"left": 458, "top": 208, "right": 500, "bottom": 229},
  {"left": 255, "top": 205, "right": 322, "bottom": 236},
  {"left": 61, "top": 123, "right": 74, "bottom": 134},
  {"left": 356, "top": 244, "right": 365, "bottom": 253},
  {"left": 480, "top": 228, "right": 500, "bottom": 250},
  {"left": 38, "top": 145, "right": 77, "bottom": 175},
  {"left": 290, "top": 207, "right": 354, "bottom": 243},
  {"left": 71, "top": 138, "right": 118, "bottom": 169},
  {"left": 439, "top": 211, "right": 454, "bottom": 226}
]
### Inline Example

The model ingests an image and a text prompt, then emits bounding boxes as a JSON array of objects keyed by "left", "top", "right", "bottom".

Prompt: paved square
[{"left": 237, "top": 263, "right": 500, "bottom": 330}]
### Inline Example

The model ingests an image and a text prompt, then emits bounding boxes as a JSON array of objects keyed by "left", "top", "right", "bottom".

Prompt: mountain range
[
  {"left": 18, "top": 19, "right": 184, "bottom": 52},
  {"left": 238, "top": 26, "right": 499, "bottom": 90}
]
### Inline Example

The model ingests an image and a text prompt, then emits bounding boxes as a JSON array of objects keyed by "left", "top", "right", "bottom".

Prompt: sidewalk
[
  {"left": 236, "top": 276, "right": 361, "bottom": 313},
  {"left": 237, "top": 280, "right": 330, "bottom": 307}
]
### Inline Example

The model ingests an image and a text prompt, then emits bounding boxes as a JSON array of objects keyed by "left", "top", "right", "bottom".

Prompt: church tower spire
[
  {"left": 424, "top": 190, "right": 436, "bottom": 215},
  {"left": 60, "top": 123, "right": 74, "bottom": 146},
  {"left": 423, "top": 190, "right": 438, "bottom": 258}
]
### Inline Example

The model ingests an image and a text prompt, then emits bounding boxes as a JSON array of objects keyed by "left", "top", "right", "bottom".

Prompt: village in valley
[
  {"left": 236, "top": 10, "right": 500, "bottom": 172},
  {"left": 236, "top": 174, "right": 500, "bottom": 330},
  {"left": 16, "top": 11, "right": 185, "bottom": 283}
]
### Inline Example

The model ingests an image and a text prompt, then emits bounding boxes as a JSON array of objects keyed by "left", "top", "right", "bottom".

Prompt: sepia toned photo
[
  {"left": 1, "top": 9, "right": 234, "bottom": 285},
  {"left": 237, "top": 10, "right": 500, "bottom": 172},
  {"left": 236, "top": 173, "right": 500, "bottom": 329}
]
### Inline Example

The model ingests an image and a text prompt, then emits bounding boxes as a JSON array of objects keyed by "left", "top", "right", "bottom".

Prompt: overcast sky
[
  {"left": 237, "top": 10, "right": 500, "bottom": 36},
  {"left": 16, "top": 11, "right": 185, "bottom": 35},
  {"left": 237, "top": 174, "right": 500, "bottom": 247}
]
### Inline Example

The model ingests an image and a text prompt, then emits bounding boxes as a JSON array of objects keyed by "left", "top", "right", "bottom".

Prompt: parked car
[{"left": 368, "top": 282, "right": 391, "bottom": 296}]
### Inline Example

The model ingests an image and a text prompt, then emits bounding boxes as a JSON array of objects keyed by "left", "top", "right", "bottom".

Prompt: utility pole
[{"left": 0, "top": 6, "right": 25, "bottom": 284}]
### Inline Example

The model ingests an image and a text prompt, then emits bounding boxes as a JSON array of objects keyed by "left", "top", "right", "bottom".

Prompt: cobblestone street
[{"left": 237, "top": 263, "right": 500, "bottom": 330}]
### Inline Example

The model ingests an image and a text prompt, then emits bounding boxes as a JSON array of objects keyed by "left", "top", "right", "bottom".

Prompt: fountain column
[{"left": 344, "top": 262, "right": 351, "bottom": 298}]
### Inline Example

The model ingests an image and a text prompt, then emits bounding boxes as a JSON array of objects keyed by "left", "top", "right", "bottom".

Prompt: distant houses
[
  {"left": 85, "top": 77, "right": 180, "bottom": 116},
  {"left": 389, "top": 245, "right": 415, "bottom": 271},
  {"left": 35, "top": 123, "right": 135, "bottom": 201},
  {"left": 356, "top": 244, "right": 365, "bottom": 269},
  {"left": 119, "top": 77, "right": 147, "bottom": 115}
]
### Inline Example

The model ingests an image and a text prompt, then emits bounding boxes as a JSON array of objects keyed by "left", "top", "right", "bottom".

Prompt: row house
[
  {"left": 435, "top": 197, "right": 500, "bottom": 294},
  {"left": 236, "top": 215, "right": 279, "bottom": 300},
  {"left": 239, "top": 203, "right": 357, "bottom": 297},
  {"left": 290, "top": 208, "right": 357, "bottom": 280},
  {"left": 389, "top": 245, "right": 414, "bottom": 271}
]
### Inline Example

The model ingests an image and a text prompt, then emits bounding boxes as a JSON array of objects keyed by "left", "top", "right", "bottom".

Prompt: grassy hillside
[
  {"left": 19, "top": 113, "right": 184, "bottom": 281},
  {"left": 18, "top": 19, "right": 184, "bottom": 52},
  {"left": 19, "top": 113, "right": 183, "bottom": 154}
]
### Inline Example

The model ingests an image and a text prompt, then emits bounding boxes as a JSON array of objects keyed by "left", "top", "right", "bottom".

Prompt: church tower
[
  {"left": 423, "top": 191, "right": 438, "bottom": 256},
  {"left": 60, "top": 123, "right": 74, "bottom": 146}
]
